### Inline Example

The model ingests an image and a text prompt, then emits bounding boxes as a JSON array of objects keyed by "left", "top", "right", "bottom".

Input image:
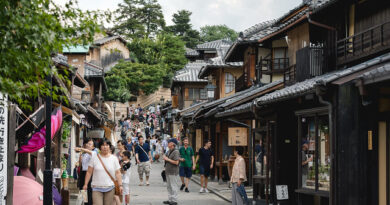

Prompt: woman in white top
[
  {"left": 83, "top": 138, "right": 123, "bottom": 205},
  {"left": 75, "top": 137, "right": 96, "bottom": 205}
]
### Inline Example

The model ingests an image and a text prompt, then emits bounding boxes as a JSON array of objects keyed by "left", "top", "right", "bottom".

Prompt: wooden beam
[{"left": 6, "top": 105, "right": 16, "bottom": 205}]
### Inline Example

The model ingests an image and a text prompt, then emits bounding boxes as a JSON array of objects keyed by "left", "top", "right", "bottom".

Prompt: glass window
[
  {"left": 188, "top": 88, "right": 200, "bottom": 100},
  {"left": 300, "top": 115, "right": 330, "bottom": 191},
  {"left": 225, "top": 73, "right": 235, "bottom": 94},
  {"left": 200, "top": 89, "right": 207, "bottom": 100}
]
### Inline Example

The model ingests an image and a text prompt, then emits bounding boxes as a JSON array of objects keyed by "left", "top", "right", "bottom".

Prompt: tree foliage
[
  {"left": 104, "top": 75, "right": 132, "bottom": 103},
  {"left": 113, "top": 0, "right": 165, "bottom": 39},
  {"left": 106, "top": 61, "right": 166, "bottom": 96},
  {"left": 166, "top": 10, "right": 200, "bottom": 48},
  {"left": 200, "top": 25, "right": 238, "bottom": 42},
  {"left": 0, "top": 0, "right": 106, "bottom": 110}
]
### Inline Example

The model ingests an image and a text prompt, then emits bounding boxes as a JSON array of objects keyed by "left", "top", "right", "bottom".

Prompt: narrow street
[{"left": 129, "top": 160, "right": 229, "bottom": 205}]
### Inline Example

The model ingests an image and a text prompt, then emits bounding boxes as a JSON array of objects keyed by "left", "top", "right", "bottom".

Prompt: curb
[{"left": 190, "top": 175, "right": 232, "bottom": 203}]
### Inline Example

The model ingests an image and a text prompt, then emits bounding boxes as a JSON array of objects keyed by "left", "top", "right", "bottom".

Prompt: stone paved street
[{"left": 129, "top": 159, "right": 229, "bottom": 205}]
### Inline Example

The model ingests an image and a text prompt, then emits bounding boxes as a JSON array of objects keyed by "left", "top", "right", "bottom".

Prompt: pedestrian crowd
[{"left": 72, "top": 104, "right": 249, "bottom": 205}]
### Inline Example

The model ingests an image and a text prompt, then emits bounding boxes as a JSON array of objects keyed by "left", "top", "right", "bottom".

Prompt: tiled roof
[
  {"left": 196, "top": 39, "right": 233, "bottom": 50},
  {"left": 52, "top": 54, "right": 69, "bottom": 67},
  {"left": 255, "top": 52, "right": 390, "bottom": 105},
  {"left": 62, "top": 45, "right": 89, "bottom": 53},
  {"left": 94, "top": 35, "right": 127, "bottom": 46},
  {"left": 84, "top": 62, "right": 103, "bottom": 77},
  {"left": 215, "top": 102, "right": 253, "bottom": 118},
  {"left": 198, "top": 56, "right": 243, "bottom": 79},
  {"left": 185, "top": 47, "right": 199, "bottom": 56},
  {"left": 359, "top": 63, "right": 390, "bottom": 85},
  {"left": 219, "top": 80, "right": 283, "bottom": 109},
  {"left": 172, "top": 61, "right": 208, "bottom": 82},
  {"left": 242, "top": 20, "right": 277, "bottom": 41}
]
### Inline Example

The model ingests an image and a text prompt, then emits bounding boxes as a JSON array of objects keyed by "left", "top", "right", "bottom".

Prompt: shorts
[
  {"left": 123, "top": 183, "right": 130, "bottom": 195},
  {"left": 199, "top": 164, "right": 210, "bottom": 177},
  {"left": 137, "top": 161, "right": 151, "bottom": 177},
  {"left": 179, "top": 166, "right": 193, "bottom": 178}
]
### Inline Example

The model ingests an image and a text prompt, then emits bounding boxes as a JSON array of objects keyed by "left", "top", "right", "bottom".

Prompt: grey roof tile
[
  {"left": 256, "top": 52, "right": 390, "bottom": 105},
  {"left": 172, "top": 61, "right": 208, "bottom": 82},
  {"left": 84, "top": 62, "right": 103, "bottom": 77},
  {"left": 215, "top": 102, "right": 253, "bottom": 118},
  {"left": 359, "top": 63, "right": 390, "bottom": 85},
  {"left": 185, "top": 47, "right": 199, "bottom": 56},
  {"left": 196, "top": 39, "right": 233, "bottom": 50},
  {"left": 52, "top": 54, "right": 69, "bottom": 67},
  {"left": 94, "top": 35, "right": 127, "bottom": 45}
]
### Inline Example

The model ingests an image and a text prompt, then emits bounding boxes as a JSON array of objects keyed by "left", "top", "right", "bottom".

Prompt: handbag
[{"left": 97, "top": 154, "right": 122, "bottom": 198}]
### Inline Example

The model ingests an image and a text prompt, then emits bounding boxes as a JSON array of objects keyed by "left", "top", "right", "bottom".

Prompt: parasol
[
  {"left": 18, "top": 107, "right": 62, "bottom": 153},
  {"left": 13, "top": 176, "right": 43, "bottom": 205}
]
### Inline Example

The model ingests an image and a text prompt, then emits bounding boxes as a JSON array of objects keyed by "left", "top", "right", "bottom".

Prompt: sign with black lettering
[{"left": 0, "top": 93, "right": 7, "bottom": 205}]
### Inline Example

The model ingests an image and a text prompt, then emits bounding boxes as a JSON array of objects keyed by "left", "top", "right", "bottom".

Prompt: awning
[{"left": 86, "top": 128, "right": 105, "bottom": 139}]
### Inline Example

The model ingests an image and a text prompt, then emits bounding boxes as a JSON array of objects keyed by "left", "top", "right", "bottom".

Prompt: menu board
[{"left": 228, "top": 127, "right": 248, "bottom": 146}]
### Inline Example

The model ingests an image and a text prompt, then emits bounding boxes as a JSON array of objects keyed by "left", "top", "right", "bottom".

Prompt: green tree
[
  {"left": 166, "top": 10, "right": 200, "bottom": 48},
  {"left": 0, "top": 0, "right": 106, "bottom": 110},
  {"left": 104, "top": 75, "right": 132, "bottom": 103},
  {"left": 200, "top": 25, "right": 238, "bottom": 42},
  {"left": 113, "top": 0, "right": 165, "bottom": 39},
  {"left": 106, "top": 61, "right": 166, "bottom": 96},
  {"left": 128, "top": 33, "right": 187, "bottom": 87}
]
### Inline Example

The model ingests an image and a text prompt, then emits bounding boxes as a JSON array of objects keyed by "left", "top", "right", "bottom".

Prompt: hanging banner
[
  {"left": 0, "top": 93, "right": 8, "bottom": 205},
  {"left": 228, "top": 127, "right": 248, "bottom": 146}
]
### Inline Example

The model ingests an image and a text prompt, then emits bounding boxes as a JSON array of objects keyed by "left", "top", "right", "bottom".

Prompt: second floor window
[
  {"left": 225, "top": 73, "right": 235, "bottom": 94},
  {"left": 188, "top": 88, "right": 207, "bottom": 101}
]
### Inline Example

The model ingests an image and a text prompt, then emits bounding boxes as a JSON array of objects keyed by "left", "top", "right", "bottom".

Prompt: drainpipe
[
  {"left": 315, "top": 86, "right": 334, "bottom": 205},
  {"left": 227, "top": 118, "right": 253, "bottom": 187}
]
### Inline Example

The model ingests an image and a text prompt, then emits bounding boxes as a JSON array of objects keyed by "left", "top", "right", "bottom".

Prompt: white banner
[{"left": 0, "top": 93, "right": 8, "bottom": 205}]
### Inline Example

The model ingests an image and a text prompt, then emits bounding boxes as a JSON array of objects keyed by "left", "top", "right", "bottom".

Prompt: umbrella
[
  {"left": 13, "top": 176, "right": 43, "bottom": 205},
  {"left": 52, "top": 184, "right": 62, "bottom": 205},
  {"left": 18, "top": 107, "right": 63, "bottom": 153}
]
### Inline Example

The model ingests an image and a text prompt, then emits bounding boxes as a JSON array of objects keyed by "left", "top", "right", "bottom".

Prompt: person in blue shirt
[{"left": 135, "top": 136, "right": 152, "bottom": 186}]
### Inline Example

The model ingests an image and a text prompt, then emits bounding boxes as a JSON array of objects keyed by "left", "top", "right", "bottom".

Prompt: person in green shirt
[{"left": 178, "top": 137, "right": 195, "bottom": 192}]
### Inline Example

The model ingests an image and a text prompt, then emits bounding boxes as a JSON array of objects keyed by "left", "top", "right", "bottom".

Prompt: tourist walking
[
  {"left": 75, "top": 137, "right": 96, "bottom": 205},
  {"left": 231, "top": 146, "right": 247, "bottom": 205},
  {"left": 120, "top": 150, "right": 132, "bottom": 205},
  {"left": 179, "top": 137, "right": 195, "bottom": 192},
  {"left": 196, "top": 140, "right": 214, "bottom": 193},
  {"left": 163, "top": 138, "right": 180, "bottom": 205},
  {"left": 135, "top": 135, "right": 152, "bottom": 186},
  {"left": 83, "top": 138, "right": 123, "bottom": 205}
]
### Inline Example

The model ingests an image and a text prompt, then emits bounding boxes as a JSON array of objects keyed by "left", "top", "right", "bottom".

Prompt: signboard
[
  {"left": 276, "top": 185, "right": 289, "bottom": 200},
  {"left": 368, "top": 130, "right": 373, "bottom": 150},
  {"left": 196, "top": 129, "right": 202, "bottom": 151},
  {"left": 228, "top": 127, "right": 248, "bottom": 146},
  {"left": 0, "top": 93, "right": 7, "bottom": 205}
]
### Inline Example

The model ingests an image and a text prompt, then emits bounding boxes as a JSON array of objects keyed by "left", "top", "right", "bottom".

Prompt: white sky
[{"left": 73, "top": 0, "right": 302, "bottom": 32}]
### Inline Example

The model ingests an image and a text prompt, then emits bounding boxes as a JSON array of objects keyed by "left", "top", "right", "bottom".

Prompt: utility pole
[{"left": 43, "top": 72, "right": 53, "bottom": 204}]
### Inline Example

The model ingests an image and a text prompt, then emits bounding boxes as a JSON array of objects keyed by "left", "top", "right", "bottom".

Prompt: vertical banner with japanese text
[{"left": 0, "top": 93, "right": 7, "bottom": 205}]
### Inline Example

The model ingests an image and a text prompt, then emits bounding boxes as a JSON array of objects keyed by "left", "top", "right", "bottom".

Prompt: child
[{"left": 121, "top": 150, "right": 132, "bottom": 205}]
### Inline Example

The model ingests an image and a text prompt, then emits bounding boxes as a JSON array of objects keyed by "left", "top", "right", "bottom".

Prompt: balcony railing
[
  {"left": 258, "top": 57, "right": 289, "bottom": 74},
  {"left": 284, "top": 64, "right": 296, "bottom": 86},
  {"left": 337, "top": 21, "right": 390, "bottom": 65},
  {"left": 291, "top": 45, "right": 327, "bottom": 82},
  {"left": 235, "top": 74, "right": 247, "bottom": 92}
]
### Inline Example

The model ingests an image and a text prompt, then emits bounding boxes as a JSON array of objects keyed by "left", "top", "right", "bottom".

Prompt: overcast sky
[{"left": 75, "top": 0, "right": 302, "bottom": 32}]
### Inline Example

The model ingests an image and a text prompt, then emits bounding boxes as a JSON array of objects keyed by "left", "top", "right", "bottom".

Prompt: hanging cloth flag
[
  {"left": 18, "top": 106, "right": 63, "bottom": 153},
  {"left": 16, "top": 105, "right": 45, "bottom": 139}
]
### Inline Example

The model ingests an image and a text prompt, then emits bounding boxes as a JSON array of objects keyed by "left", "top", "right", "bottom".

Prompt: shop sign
[
  {"left": 228, "top": 127, "right": 248, "bottom": 146},
  {"left": 276, "top": 185, "right": 289, "bottom": 200},
  {"left": 0, "top": 93, "right": 7, "bottom": 205}
]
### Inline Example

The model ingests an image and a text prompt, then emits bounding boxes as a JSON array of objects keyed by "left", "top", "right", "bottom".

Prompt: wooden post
[
  {"left": 98, "top": 82, "right": 102, "bottom": 112},
  {"left": 6, "top": 105, "right": 16, "bottom": 205}
]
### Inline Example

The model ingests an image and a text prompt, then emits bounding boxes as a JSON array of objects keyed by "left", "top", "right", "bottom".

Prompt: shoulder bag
[
  {"left": 97, "top": 154, "right": 121, "bottom": 198},
  {"left": 137, "top": 144, "right": 150, "bottom": 161}
]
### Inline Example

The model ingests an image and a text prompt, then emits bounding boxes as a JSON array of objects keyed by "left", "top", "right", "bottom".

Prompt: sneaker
[
  {"left": 180, "top": 184, "right": 185, "bottom": 191},
  {"left": 163, "top": 201, "right": 170, "bottom": 204},
  {"left": 204, "top": 188, "right": 210, "bottom": 193},
  {"left": 185, "top": 188, "right": 189, "bottom": 193},
  {"left": 169, "top": 202, "right": 178, "bottom": 205},
  {"left": 199, "top": 188, "right": 204, "bottom": 193}
]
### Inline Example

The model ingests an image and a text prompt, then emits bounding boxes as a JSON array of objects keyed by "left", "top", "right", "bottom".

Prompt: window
[
  {"left": 299, "top": 114, "right": 330, "bottom": 191},
  {"left": 200, "top": 89, "right": 207, "bottom": 100},
  {"left": 225, "top": 73, "right": 235, "bottom": 94},
  {"left": 188, "top": 88, "right": 200, "bottom": 100}
]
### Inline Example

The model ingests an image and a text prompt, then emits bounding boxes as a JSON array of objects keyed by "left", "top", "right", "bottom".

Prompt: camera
[{"left": 122, "top": 161, "right": 131, "bottom": 171}]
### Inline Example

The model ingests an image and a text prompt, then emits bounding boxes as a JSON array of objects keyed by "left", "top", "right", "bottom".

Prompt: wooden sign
[
  {"left": 196, "top": 129, "right": 202, "bottom": 151},
  {"left": 368, "top": 130, "right": 373, "bottom": 150},
  {"left": 0, "top": 93, "right": 7, "bottom": 204},
  {"left": 228, "top": 127, "right": 248, "bottom": 146},
  {"left": 276, "top": 185, "right": 289, "bottom": 200}
]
